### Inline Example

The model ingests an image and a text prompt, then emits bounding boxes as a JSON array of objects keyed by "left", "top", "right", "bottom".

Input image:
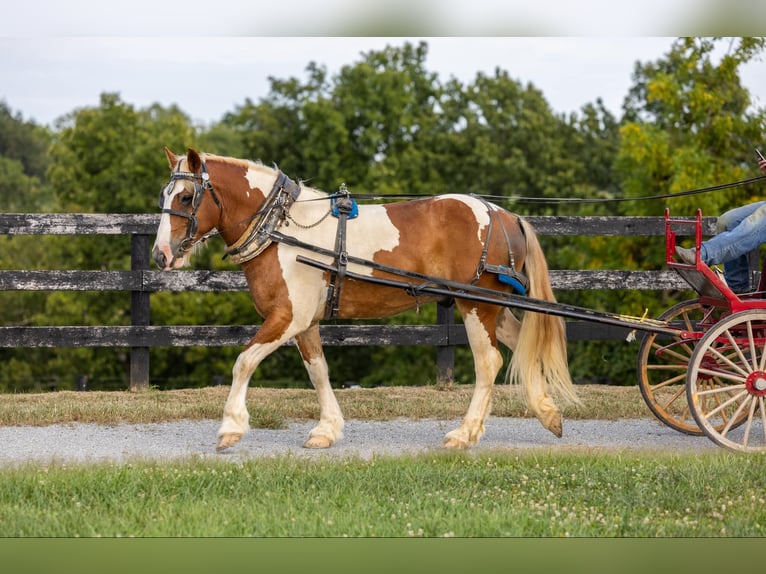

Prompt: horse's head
[{"left": 152, "top": 147, "right": 222, "bottom": 270}]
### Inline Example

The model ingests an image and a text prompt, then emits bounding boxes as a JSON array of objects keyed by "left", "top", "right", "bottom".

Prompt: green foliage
[
  {"left": 0, "top": 102, "right": 54, "bottom": 212},
  {"left": 619, "top": 37, "right": 766, "bottom": 218},
  {"left": 0, "top": 157, "right": 48, "bottom": 212},
  {"left": 561, "top": 38, "right": 766, "bottom": 385},
  {"left": 48, "top": 94, "right": 197, "bottom": 213},
  {"left": 0, "top": 101, "right": 51, "bottom": 181}
]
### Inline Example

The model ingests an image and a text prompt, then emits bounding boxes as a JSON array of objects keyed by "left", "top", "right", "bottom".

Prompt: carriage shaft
[{"left": 296, "top": 255, "right": 681, "bottom": 337}]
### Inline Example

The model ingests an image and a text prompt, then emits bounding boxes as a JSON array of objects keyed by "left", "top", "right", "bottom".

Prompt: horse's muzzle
[{"left": 152, "top": 245, "right": 168, "bottom": 270}]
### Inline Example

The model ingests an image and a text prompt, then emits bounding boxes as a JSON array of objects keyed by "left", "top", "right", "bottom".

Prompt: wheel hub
[{"left": 745, "top": 371, "right": 766, "bottom": 396}]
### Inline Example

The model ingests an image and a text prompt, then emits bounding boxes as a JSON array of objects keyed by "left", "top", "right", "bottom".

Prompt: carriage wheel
[
  {"left": 687, "top": 310, "right": 766, "bottom": 453},
  {"left": 636, "top": 299, "right": 727, "bottom": 435}
]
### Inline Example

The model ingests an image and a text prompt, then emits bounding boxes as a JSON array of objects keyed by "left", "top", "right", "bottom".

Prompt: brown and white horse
[{"left": 152, "top": 148, "right": 579, "bottom": 451}]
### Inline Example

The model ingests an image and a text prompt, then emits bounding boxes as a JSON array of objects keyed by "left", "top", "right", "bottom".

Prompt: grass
[
  {"left": 1, "top": 450, "right": 765, "bottom": 537},
  {"left": 0, "top": 384, "right": 646, "bottom": 427},
  {"left": 4, "top": 384, "right": 763, "bottom": 538}
]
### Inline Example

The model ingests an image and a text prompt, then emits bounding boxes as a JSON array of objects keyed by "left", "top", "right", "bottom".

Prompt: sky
[{"left": 1, "top": 2, "right": 765, "bottom": 128}]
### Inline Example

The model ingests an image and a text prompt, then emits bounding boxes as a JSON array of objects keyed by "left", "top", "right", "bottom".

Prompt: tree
[
  {"left": 619, "top": 37, "right": 766, "bottom": 218},
  {"left": 0, "top": 104, "right": 57, "bottom": 390},
  {"left": 0, "top": 101, "right": 51, "bottom": 181},
  {"left": 223, "top": 42, "right": 444, "bottom": 195},
  {"left": 48, "top": 94, "right": 197, "bottom": 213},
  {"left": 22, "top": 95, "right": 205, "bottom": 389},
  {"left": 567, "top": 37, "right": 766, "bottom": 385},
  {"left": 0, "top": 101, "right": 54, "bottom": 212}
]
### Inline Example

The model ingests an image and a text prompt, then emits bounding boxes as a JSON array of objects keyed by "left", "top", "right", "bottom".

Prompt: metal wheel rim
[
  {"left": 686, "top": 309, "right": 766, "bottom": 453},
  {"left": 636, "top": 299, "right": 726, "bottom": 435}
]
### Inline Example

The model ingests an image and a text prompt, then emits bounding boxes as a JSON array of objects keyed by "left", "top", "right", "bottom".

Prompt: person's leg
[{"left": 701, "top": 202, "right": 766, "bottom": 292}]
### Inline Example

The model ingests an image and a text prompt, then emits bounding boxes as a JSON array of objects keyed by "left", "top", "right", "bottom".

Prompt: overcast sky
[
  {"left": 3, "top": 36, "right": 765, "bottom": 129},
  {"left": 2, "top": 2, "right": 765, "bottom": 128}
]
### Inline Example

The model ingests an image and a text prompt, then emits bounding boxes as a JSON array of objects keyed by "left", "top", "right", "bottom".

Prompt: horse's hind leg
[
  {"left": 295, "top": 325, "right": 344, "bottom": 449},
  {"left": 443, "top": 304, "right": 504, "bottom": 449},
  {"left": 495, "top": 308, "right": 562, "bottom": 437}
]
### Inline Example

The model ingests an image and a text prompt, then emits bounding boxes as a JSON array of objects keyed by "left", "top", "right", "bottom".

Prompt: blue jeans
[{"left": 700, "top": 201, "right": 766, "bottom": 292}]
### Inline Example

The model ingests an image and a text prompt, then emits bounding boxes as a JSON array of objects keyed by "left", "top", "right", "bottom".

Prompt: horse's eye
[{"left": 179, "top": 194, "right": 193, "bottom": 207}]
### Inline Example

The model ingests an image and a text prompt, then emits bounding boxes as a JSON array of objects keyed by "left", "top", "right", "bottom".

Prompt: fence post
[
  {"left": 130, "top": 233, "right": 152, "bottom": 391},
  {"left": 436, "top": 302, "right": 455, "bottom": 386}
]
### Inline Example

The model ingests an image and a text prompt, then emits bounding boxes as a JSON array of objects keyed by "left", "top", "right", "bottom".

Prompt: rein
[
  {"left": 305, "top": 174, "right": 766, "bottom": 206},
  {"left": 162, "top": 162, "right": 760, "bottom": 317}
]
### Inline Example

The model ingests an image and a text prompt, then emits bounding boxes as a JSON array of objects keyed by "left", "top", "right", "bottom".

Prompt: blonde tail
[{"left": 508, "top": 218, "right": 580, "bottom": 408}]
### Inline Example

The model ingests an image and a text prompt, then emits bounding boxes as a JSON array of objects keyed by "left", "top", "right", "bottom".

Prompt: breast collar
[{"left": 224, "top": 172, "right": 302, "bottom": 264}]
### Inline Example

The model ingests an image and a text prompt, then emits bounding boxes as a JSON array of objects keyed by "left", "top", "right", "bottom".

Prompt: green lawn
[{"left": 2, "top": 449, "right": 764, "bottom": 537}]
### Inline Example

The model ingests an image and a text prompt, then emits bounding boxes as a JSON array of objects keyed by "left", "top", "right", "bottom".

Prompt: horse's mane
[
  {"left": 200, "top": 152, "right": 323, "bottom": 197},
  {"left": 199, "top": 152, "right": 267, "bottom": 171}
]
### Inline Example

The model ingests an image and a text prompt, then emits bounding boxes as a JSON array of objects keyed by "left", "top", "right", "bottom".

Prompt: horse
[{"left": 152, "top": 148, "right": 579, "bottom": 451}]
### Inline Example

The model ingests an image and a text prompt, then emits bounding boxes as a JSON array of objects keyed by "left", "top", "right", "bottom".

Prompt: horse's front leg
[
  {"left": 443, "top": 306, "right": 504, "bottom": 448},
  {"left": 217, "top": 317, "right": 296, "bottom": 452},
  {"left": 295, "top": 325, "right": 344, "bottom": 448}
]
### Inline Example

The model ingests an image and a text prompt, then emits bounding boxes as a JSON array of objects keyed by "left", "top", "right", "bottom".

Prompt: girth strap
[
  {"left": 468, "top": 194, "right": 528, "bottom": 295},
  {"left": 324, "top": 186, "right": 355, "bottom": 319}
]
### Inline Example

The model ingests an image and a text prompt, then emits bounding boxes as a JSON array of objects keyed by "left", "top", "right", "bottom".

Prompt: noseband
[{"left": 159, "top": 159, "right": 222, "bottom": 264}]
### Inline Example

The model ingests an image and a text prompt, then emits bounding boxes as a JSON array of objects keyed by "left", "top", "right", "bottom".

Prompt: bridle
[{"left": 158, "top": 159, "right": 222, "bottom": 264}]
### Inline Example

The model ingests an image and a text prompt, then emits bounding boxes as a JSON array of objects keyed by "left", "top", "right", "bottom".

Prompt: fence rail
[{"left": 0, "top": 213, "right": 716, "bottom": 389}]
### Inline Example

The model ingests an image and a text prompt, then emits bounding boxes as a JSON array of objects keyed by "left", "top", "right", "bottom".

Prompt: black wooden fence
[{"left": 0, "top": 213, "right": 716, "bottom": 390}]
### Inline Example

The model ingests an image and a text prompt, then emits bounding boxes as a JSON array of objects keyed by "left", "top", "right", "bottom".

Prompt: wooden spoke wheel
[
  {"left": 686, "top": 310, "right": 766, "bottom": 453},
  {"left": 637, "top": 299, "right": 728, "bottom": 435}
]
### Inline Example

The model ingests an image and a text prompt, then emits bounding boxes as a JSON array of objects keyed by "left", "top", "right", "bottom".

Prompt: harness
[
  {"left": 224, "top": 173, "right": 302, "bottom": 264},
  {"left": 160, "top": 162, "right": 528, "bottom": 319},
  {"left": 324, "top": 184, "right": 357, "bottom": 319},
  {"left": 470, "top": 194, "right": 529, "bottom": 296},
  {"left": 222, "top": 175, "right": 359, "bottom": 319}
]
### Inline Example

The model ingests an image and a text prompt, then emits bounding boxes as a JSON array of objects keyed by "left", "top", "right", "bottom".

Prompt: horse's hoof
[
  {"left": 442, "top": 437, "right": 470, "bottom": 449},
  {"left": 542, "top": 412, "right": 563, "bottom": 438},
  {"left": 216, "top": 432, "right": 243, "bottom": 451},
  {"left": 304, "top": 435, "right": 333, "bottom": 449}
]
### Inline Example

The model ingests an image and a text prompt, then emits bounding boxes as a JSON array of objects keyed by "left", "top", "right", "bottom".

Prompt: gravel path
[{"left": 0, "top": 417, "right": 719, "bottom": 467}]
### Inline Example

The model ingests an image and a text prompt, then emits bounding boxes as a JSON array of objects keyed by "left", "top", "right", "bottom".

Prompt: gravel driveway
[{"left": 0, "top": 417, "right": 719, "bottom": 467}]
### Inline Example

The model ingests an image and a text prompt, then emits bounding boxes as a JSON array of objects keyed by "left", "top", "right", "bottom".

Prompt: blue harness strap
[
  {"left": 497, "top": 273, "right": 527, "bottom": 296},
  {"left": 484, "top": 263, "right": 529, "bottom": 296}
]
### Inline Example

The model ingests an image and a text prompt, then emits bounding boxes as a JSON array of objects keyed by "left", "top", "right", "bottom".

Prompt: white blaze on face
[{"left": 153, "top": 174, "right": 190, "bottom": 269}]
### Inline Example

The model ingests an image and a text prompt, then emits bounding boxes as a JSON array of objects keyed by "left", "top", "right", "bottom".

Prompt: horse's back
[{"left": 366, "top": 194, "right": 526, "bottom": 281}]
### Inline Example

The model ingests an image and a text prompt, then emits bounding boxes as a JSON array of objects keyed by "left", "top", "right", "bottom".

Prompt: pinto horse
[{"left": 152, "top": 148, "right": 579, "bottom": 451}]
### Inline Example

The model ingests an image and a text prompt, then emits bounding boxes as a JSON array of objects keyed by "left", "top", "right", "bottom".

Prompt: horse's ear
[
  {"left": 187, "top": 148, "right": 202, "bottom": 173},
  {"left": 164, "top": 147, "right": 178, "bottom": 168}
]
